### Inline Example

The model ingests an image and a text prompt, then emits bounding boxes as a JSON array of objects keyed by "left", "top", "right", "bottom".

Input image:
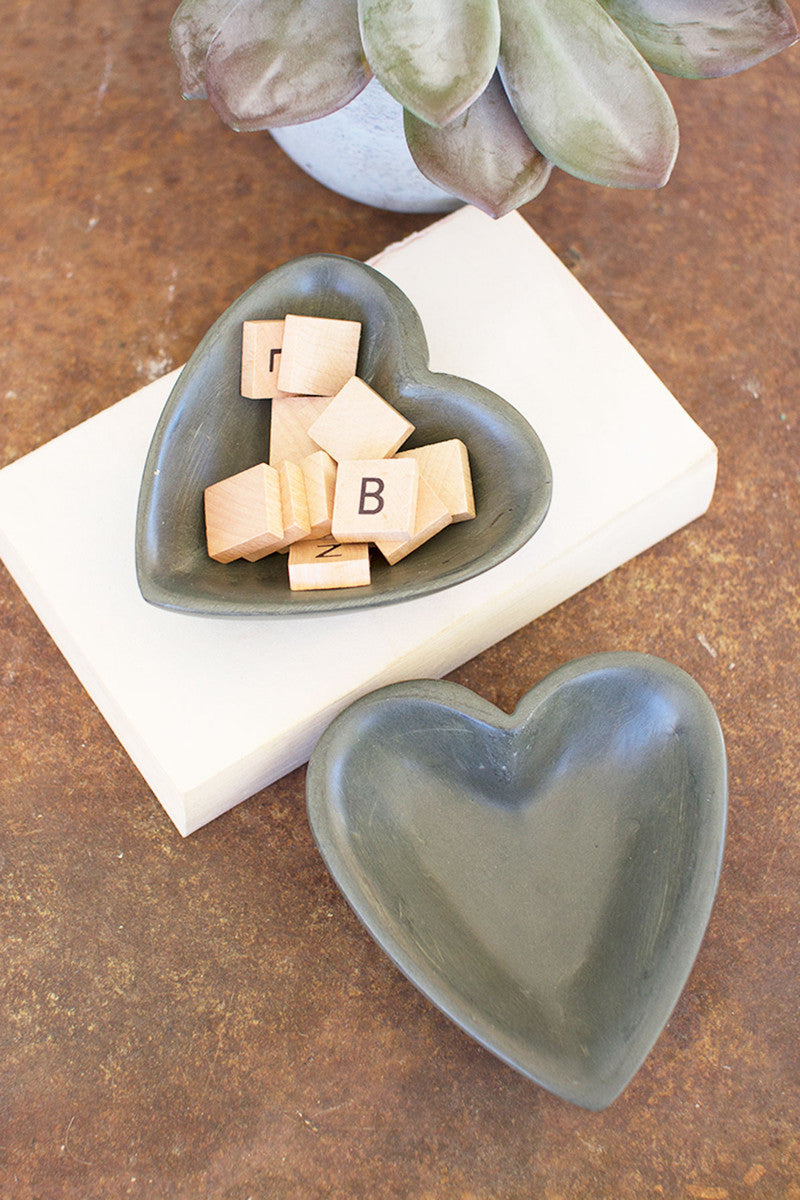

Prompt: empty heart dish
[
  {"left": 306, "top": 652, "right": 727, "bottom": 1109},
  {"left": 135, "top": 254, "right": 552, "bottom": 615}
]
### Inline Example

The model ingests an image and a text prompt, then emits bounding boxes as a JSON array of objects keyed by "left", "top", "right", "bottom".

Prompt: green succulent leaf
[
  {"left": 170, "top": 0, "right": 242, "bottom": 98},
  {"left": 358, "top": 0, "right": 501, "bottom": 126},
  {"left": 204, "top": 0, "right": 370, "bottom": 132},
  {"left": 497, "top": 0, "right": 679, "bottom": 189},
  {"left": 405, "top": 74, "right": 552, "bottom": 216},
  {"left": 597, "top": 0, "right": 798, "bottom": 78}
]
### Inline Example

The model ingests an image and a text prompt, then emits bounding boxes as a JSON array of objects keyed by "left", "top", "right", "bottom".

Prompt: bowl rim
[{"left": 135, "top": 253, "right": 553, "bottom": 616}]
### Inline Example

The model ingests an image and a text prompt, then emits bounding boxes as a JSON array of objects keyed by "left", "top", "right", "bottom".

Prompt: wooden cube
[
  {"left": 204, "top": 463, "right": 283, "bottom": 562},
  {"left": 331, "top": 458, "right": 419, "bottom": 543},
  {"left": 268, "top": 394, "right": 333, "bottom": 467},
  {"left": 241, "top": 320, "right": 286, "bottom": 399},
  {"left": 288, "top": 537, "right": 371, "bottom": 592},
  {"left": 307, "top": 376, "right": 414, "bottom": 462},
  {"left": 374, "top": 477, "right": 453, "bottom": 565},
  {"left": 301, "top": 449, "right": 337, "bottom": 538},
  {"left": 395, "top": 438, "right": 475, "bottom": 522},
  {"left": 277, "top": 314, "right": 361, "bottom": 396}
]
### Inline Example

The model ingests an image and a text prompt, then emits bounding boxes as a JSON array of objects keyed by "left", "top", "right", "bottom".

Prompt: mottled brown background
[{"left": 1, "top": 3, "right": 798, "bottom": 1198}]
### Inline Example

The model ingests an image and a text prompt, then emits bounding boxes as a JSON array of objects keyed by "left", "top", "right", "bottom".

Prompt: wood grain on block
[
  {"left": 375, "top": 477, "right": 453, "bottom": 565},
  {"left": 268, "top": 394, "right": 333, "bottom": 467},
  {"left": 288, "top": 537, "right": 371, "bottom": 591},
  {"left": 302, "top": 449, "right": 337, "bottom": 537},
  {"left": 396, "top": 438, "right": 475, "bottom": 522},
  {"left": 241, "top": 320, "right": 285, "bottom": 399},
  {"left": 204, "top": 463, "right": 283, "bottom": 562},
  {"left": 308, "top": 376, "right": 414, "bottom": 462},
  {"left": 277, "top": 314, "right": 361, "bottom": 396},
  {"left": 332, "top": 458, "right": 419, "bottom": 542},
  {"left": 277, "top": 459, "right": 311, "bottom": 546}
]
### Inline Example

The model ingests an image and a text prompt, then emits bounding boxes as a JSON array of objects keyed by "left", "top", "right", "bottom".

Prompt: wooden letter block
[
  {"left": 277, "top": 314, "right": 361, "bottom": 396},
  {"left": 395, "top": 438, "right": 475, "bottom": 522},
  {"left": 277, "top": 459, "right": 311, "bottom": 545},
  {"left": 307, "top": 376, "right": 414, "bottom": 461},
  {"left": 241, "top": 320, "right": 285, "bottom": 399},
  {"left": 247, "top": 460, "right": 311, "bottom": 558},
  {"left": 268, "top": 394, "right": 333, "bottom": 467},
  {"left": 374, "top": 477, "right": 453, "bottom": 565},
  {"left": 301, "top": 449, "right": 337, "bottom": 538},
  {"left": 331, "top": 458, "right": 419, "bottom": 543},
  {"left": 204, "top": 463, "right": 283, "bottom": 562},
  {"left": 288, "top": 537, "right": 371, "bottom": 592}
]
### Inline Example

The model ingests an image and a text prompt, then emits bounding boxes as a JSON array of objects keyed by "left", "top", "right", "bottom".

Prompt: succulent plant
[{"left": 170, "top": 0, "right": 798, "bottom": 216}]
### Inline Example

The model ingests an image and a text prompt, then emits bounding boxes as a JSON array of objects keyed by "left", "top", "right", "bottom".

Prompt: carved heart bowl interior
[
  {"left": 306, "top": 652, "right": 727, "bottom": 1109},
  {"left": 135, "top": 254, "right": 552, "bottom": 616}
]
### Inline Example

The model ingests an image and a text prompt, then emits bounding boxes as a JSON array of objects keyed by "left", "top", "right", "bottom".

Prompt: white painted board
[{"left": 0, "top": 208, "right": 717, "bottom": 835}]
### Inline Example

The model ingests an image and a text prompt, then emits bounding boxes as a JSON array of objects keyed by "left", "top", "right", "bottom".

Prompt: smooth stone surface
[
  {"left": 135, "top": 253, "right": 552, "bottom": 616},
  {"left": 306, "top": 652, "right": 727, "bottom": 1110}
]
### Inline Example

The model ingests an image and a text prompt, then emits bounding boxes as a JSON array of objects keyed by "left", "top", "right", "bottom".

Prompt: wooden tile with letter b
[
  {"left": 277, "top": 314, "right": 361, "bottom": 396},
  {"left": 288, "top": 537, "right": 371, "bottom": 591},
  {"left": 307, "top": 376, "right": 414, "bottom": 462},
  {"left": 331, "top": 458, "right": 419, "bottom": 542}
]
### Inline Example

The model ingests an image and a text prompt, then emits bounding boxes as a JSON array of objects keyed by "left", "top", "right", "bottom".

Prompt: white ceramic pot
[{"left": 270, "top": 78, "right": 460, "bottom": 214}]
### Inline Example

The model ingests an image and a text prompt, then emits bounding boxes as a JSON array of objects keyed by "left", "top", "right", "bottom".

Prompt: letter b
[{"left": 358, "top": 476, "right": 385, "bottom": 515}]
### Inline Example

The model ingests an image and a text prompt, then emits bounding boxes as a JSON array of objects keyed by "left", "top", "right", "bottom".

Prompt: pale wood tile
[{"left": 308, "top": 376, "right": 414, "bottom": 462}]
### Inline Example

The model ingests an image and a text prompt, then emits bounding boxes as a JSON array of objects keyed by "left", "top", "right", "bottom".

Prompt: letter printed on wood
[
  {"left": 241, "top": 320, "right": 286, "bottom": 399},
  {"left": 288, "top": 536, "right": 371, "bottom": 591},
  {"left": 331, "top": 458, "right": 419, "bottom": 542}
]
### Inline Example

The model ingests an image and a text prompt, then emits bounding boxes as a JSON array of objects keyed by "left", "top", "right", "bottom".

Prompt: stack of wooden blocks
[{"left": 204, "top": 315, "right": 475, "bottom": 591}]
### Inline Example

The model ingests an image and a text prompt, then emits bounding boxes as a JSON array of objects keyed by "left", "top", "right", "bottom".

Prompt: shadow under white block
[{"left": 0, "top": 208, "right": 716, "bottom": 835}]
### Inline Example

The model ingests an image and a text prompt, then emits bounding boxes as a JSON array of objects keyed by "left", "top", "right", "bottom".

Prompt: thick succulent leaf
[
  {"left": 498, "top": 0, "right": 679, "bottom": 189},
  {"left": 598, "top": 0, "right": 798, "bottom": 78},
  {"left": 405, "top": 74, "right": 552, "bottom": 216},
  {"left": 358, "top": 0, "right": 501, "bottom": 126},
  {"left": 170, "top": 0, "right": 242, "bottom": 98},
  {"left": 204, "top": 0, "right": 370, "bottom": 131}
]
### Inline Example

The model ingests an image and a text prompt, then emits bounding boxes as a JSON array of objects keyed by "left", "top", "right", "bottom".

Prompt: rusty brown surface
[{"left": 1, "top": 4, "right": 799, "bottom": 1197}]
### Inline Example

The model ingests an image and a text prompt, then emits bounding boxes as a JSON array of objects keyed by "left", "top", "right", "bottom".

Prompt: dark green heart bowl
[
  {"left": 306, "top": 652, "right": 727, "bottom": 1109},
  {"left": 135, "top": 254, "right": 552, "bottom": 616}
]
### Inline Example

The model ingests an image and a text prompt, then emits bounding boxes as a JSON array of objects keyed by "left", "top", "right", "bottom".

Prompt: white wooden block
[
  {"left": 0, "top": 207, "right": 717, "bottom": 836},
  {"left": 307, "top": 376, "right": 414, "bottom": 461},
  {"left": 374, "top": 477, "right": 453, "bottom": 565},
  {"left": 268, "top": 394, "right": 333, "bottom": 467},
  {"left": 277, "top": 314, "right": 361, "bottom": 396}
]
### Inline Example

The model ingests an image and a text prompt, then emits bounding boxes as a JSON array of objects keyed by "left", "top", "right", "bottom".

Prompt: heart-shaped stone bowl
[
  {"left": 135, "top": 254, "right": 552, "bottom": 616},
  {"left": 306, "top": 652, "right": 727, "bottom": 1109}
]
